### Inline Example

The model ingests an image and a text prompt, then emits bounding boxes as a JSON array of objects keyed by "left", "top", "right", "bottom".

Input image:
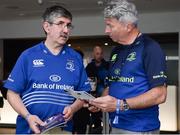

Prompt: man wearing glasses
[{"left": 4, "top": 5, "right": 91, "bottom": 134}]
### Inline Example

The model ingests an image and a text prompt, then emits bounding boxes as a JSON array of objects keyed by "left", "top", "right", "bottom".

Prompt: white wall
[
  {"left": 0, "top": 11, "right": 179, "bottom": 38},
  {"left": 139, "top": 12, "right": 180, "bottom": 33},
  {"left": 159, "top": 85, "right": 177, "bottom": 131},
  {"left": 0, "top": 99, "right": 18, "bottom": 124},
  {"left": 179, "top": 34, "right": 180, "bottom": 131},
  {"left": 0, "top": 40, "right": 3, "bottom": 80},
  {"left": 0, "top": 19, "right": 44, "bottom": 39}
]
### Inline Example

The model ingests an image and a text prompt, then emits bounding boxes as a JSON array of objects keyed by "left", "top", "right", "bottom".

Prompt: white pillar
[
  {"left": 0, "top": 39, "right": 3, "bottom": 80},
  {"left": 178, "top": 33, "right": 180, "bottom": 133}
]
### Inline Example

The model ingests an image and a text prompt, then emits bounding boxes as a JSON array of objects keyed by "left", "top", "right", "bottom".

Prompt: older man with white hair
[{"left": 89, "top": 0, "right": 167, "bottom": 134}]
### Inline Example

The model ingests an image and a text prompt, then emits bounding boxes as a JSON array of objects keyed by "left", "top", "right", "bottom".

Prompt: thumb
[{"left": 63, "top": 107, "right": 68, "bottom": 115}]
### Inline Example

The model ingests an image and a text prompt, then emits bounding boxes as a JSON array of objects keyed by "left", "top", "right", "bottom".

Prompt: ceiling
[{"left": 0, "top": 0, "right": 180, "bottom": 20}]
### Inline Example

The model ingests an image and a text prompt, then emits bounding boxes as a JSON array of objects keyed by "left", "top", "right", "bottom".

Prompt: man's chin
[
  {"left": 111, "top": 38, "right": 118, "bottom": 43},
  {"left": 58, "top": 39, "right": 68, "bottom": 45},
  {"left": 109, "top": 36, "right": 116, "bottom": 42}
]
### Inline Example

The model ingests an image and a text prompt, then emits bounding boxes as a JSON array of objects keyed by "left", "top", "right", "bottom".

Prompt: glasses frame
[{"left": 48, "top": 21, "right": 74, "bottom": 30}]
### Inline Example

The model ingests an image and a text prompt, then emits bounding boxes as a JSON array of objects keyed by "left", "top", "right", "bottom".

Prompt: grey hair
[
  {"left": 42, "top": 5, "right": 72, "bottom": 23},
  {"left": 104, "top": 0, "right": 138, "bottom": 26}
]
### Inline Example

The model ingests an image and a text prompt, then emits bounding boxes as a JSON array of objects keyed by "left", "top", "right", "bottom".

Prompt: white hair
[{"left": 104, "top": 0, "right": 138, "bottom": 26}]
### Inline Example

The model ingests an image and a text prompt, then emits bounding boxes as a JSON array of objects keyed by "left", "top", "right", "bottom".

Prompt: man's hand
[
  {"left": 26, "top": 114, "right": 45, "bottom": 134},
  {"left": 63, "top": 106, "right": 74, "bottom": 121},
  {"left": 89, "top": 95, "right": 117, "bottom": 112}
]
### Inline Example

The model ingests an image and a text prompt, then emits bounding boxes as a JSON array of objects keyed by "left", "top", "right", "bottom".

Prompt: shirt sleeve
[
  {"left": 143, "top": 41, "right": 167, "bottom": 89},
  {"left": 4, "top": 52, "right": 27, "bottom": 94}
]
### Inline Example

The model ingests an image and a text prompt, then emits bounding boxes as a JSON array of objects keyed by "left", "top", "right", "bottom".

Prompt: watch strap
[{"left": 123, "top": 99, "right": 130, "bottom": 111}]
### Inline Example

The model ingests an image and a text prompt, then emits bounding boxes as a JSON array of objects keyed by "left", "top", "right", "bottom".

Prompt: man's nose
[
  {"left": 63, "top": 26, "right": 69, "bottom": 33},
  {"left": 105, "top": 26, "right": 111, "bottom": 34}
]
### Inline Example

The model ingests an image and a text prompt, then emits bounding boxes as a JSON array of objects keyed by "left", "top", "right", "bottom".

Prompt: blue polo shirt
[
  {"left": 108, "top": 34, "right": 167, "bottom": 132},
  {"left": 4, "top": 42, "right": 91, "bottom": 133}
]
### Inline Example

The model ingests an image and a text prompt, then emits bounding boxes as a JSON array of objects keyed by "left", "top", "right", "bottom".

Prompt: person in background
[
  {"left": 86, "top": 46, "right": 109, "bottom": 134},
  {"left": 86, "top": 46, "right": 109, "bottom": 96},
  {"left": 4, "top": 5, "right": 90, "bottom": 134},
  {"left": 89, "top": 0, "right": 167, "bottom": 134}
]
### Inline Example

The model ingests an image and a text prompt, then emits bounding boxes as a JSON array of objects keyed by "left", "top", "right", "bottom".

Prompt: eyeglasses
[{"left": 48, "top": 21, "right": 74, "bottom": 30}]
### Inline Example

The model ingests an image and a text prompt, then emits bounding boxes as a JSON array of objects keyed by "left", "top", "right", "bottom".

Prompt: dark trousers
[{"left": 88, "top": 111, "right": 103, "bottom": 134}]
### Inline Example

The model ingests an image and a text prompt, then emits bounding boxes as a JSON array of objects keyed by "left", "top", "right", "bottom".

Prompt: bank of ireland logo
[
  {"left": 114, "top": 68, "right": 121, "bottom": 75},
  {"left": 111, "top": 54, "right": 118, "bottom": 62},
  {"left": 126, "top": 52, "right": 136, "bottom": 62},
  {"left": 33, "top": 59, "right": 44, "bottom": 67},
  {"left": 49, "top": 75, "right": 61, "bottom": 82},
  {"left": 66, "top": 60, "right": 75, "bottom": 72}
]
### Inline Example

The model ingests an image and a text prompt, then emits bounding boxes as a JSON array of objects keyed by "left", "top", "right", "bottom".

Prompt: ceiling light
[
  {"left": 19, "top": 13, "right": 25, "bottom": 16},
  {"left": 104, "top": 43, "right": 108, "bottom": 46},
  {"left": 97, "top": 0, "right": 104, "bottom": 6},
  {"left": 48, "top": 1, "right": 65, "bottom": 6},
  {"left": 37, "top": 0, "right": 43, "bottom": 5}
]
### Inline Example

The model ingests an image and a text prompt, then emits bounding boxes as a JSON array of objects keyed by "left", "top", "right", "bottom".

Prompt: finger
[
  {"left": 30, "top": 122, "right": 40, "bottom": 134},
  {"left": 90, "top": 98, "right": 103, "bottom": 104},
  {"left": 88, "top": 106, "right": 94, "bottom": 111},
  {"left": 63, "top": 113, "right": 70, "bottom": 119},
  {"left": 88, "top": 106, "right": 100, "bottom": 112},
  {"left": 35, "top": 117, "right": 46, "bottom": 126},
  {"left": 83, "top": 103, "right": 89, "bottom": 107},
  {"left": 33, "top": 126, "right": 40, "bottom": 134},
  {"left": 92, "top": 97, "right": 105, "bottom": 102},
  {"left": 89, "top": 101, "right": 102, "bottom": 108},
  {"left": 89, "top": 100, "right": 97, "bottom": 105},
  {"left": 64, "top": 113, "right": 72, "bottom": 121},
  {"left": 101, "top": 108, "right": 106, "bottom": 112},
  {"left": 63, "top": 107, "right": 68, "bottom": 115},
  {"left": 63, "top": 107, "right": 71, "bottom": 120}
]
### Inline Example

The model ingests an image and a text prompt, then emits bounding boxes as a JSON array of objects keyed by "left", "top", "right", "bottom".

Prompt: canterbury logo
[{"left": 33, "top": 59, "right": 44, "bottom": 67}]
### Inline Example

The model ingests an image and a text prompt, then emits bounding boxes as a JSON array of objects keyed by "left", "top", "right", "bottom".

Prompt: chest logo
[
  {"left": 66, "top": 60, "right": 75, "bottom": 72},
  {"left": 126, "top": 52, "right": 136, "bottom": 62},
  {"left": 33, "top": 59, "right": 44, "bottom": 67},
  {"left": 49, "top": 75, "right": 61, "bottom": 82},
  {"left": 111, "top": 54, "right": 118, "bottom": 62},
  {"left": 114, "top": 68, "right": 121, "bottom": 75}
]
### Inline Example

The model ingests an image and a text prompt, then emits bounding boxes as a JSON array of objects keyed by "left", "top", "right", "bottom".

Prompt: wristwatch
[{"left": 122, "top": 99, "right": 130, "bottom": 111}]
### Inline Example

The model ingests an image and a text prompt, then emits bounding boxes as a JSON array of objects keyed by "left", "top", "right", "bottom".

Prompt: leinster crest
[{"left": 66, "top": 60, "right": 75, "bottom": 72}]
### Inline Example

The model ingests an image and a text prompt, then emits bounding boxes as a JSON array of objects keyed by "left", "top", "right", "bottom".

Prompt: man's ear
[
  {"left": 125, "top": 23, "right": 135, "bottom": 32},
  {"left": 43, "top": 22, "right": 50, "bottom": 34},
  {"left": 126, "top": 23, "right": 134, "bottom": 32}
]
